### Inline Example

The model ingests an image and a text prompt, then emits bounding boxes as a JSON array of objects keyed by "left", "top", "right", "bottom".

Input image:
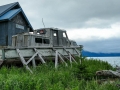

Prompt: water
[{"left": 87, "top": 57, "right": 120, "bottom": 67}]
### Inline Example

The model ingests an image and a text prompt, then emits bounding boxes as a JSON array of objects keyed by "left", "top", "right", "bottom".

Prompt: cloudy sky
[{"left": 1, "top": 0, "right": 120, "bottom": 53}]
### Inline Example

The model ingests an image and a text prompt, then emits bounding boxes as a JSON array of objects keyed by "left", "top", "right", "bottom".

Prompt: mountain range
[{"left": 81, "top": 50, "right": 120, "bottom": 57}]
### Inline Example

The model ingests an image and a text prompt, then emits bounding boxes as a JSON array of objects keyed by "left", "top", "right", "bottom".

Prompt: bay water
[{"left": 87, "top": 57, "right": 120, "bottom": 67}]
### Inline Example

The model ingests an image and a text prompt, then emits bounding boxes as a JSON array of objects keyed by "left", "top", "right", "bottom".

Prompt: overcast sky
[{"left": 1, "top": 0, "right": 120, "bottom": 53}]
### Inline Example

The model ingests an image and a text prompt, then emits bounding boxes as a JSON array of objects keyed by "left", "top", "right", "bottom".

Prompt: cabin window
[
  {"left": 73, "top": 42, "right": 77, "bottom": 46},
  {"left": 53, "top": 33, "right": 57, "bottom": 36},
  {"left": 37, "top": 33, "right": 40, "bottom": 35},
  {"left": 63, "top": 32, "right": 66, "bottom": 38},
  {"left": 43, "top": 39, "right": 50, "bottom": 44},
  {"left": 35, "top": 38, "right": 42, "bottom": 43}
]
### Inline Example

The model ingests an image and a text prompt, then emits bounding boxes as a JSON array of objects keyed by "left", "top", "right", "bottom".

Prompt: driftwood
[
  {"left": 96, "top": 66, "right": 120, "bottom": 77},
  {"left": 96, "top": 66, "right": 120, "bottom": 86},
  {"left": 96, "top": 70, "right": 120, "bottom": 77}
]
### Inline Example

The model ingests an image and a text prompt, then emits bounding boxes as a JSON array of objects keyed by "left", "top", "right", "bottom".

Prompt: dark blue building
[{"left": 0, "top": 2, "right": 33, "bottom": 46}]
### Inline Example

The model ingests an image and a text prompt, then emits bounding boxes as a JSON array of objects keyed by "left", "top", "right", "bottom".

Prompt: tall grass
[{"left": 0, "top": 57, "right": 119, "bottom": 90}]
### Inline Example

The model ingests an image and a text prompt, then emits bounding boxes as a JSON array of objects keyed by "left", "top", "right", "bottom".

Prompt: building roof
[
  {"left": 0, "top": 8, "right": 21, "bottom": 21},
  {"left": 0, "top": 2, "right": 33, "bottom": 31},
  {"left": 0, "top": 2, "right": 19, "bottom": 16}
]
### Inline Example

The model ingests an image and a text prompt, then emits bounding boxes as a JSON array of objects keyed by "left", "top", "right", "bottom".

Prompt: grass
[{"left": 0, "top": 57, "right": 119, "bottom": 90}]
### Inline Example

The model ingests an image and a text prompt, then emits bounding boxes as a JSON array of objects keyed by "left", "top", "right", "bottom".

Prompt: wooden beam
[
  {"left": 32, "top": 58, "right": 36, "bottom": 68},
  {"left": 58, "top": 52, "right": 69, "bottom": 61},
  {"left": 70, "top": 53, "right": 77, "bottom": 64},
  {"left": 55, "top": 50, "right": 58, "bottom": 69},
  {"left": 26, "top": 52, "right": 38, "bottom": 64},
  {"left": 69, "top": 52, "right": 72, "bottom": 67},
  {"left": 64, "top": 48, "right": 77, "bottom": 64},
  {"left": 58, "top": 53, "right": 68, "bottom": 67},
  {"left": 16, "top": 49, "right": 33, "bottom": 73},
  {"left": 74, "top": 48, "right": 80, "bottom": 55},
  {"left": 74, "top": 48, "right": 81, "bottom": 64},
  {"left": 34, "top": 48, "right": 46, "bottom": 64}
]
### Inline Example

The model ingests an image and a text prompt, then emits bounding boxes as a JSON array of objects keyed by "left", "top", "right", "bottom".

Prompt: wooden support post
[
  {"left": 32, "top": 58, "right": 36, "bottom": 68},
  {"left": 55, "top": 50, "right": 58, "bottom": 69},
  {"left": 16, "top": 49, "right": 33, "bottom": 73},
  {"left": 34, "top": 48, "right": 46, "bottom": 64},
  {"left": 74, "top": 48, "right": 81, "bottom": 64},
  {"left": 70, "top": 54, "right": 77, "bottom": 64},
  {"left": 74, "top": 48, "right": 80, "bottom": 56},
  {"left": 52, "top": 49, "right": 68, "bottom": 68},
  {"left": 64, "top": 48, "right": 77, "bottom": 64},
  {"left": 69, "top": 52, "right": 72, "bottom": 67},
  {"left": 58, "top": 52, "right": 69, "bottom": 61}
]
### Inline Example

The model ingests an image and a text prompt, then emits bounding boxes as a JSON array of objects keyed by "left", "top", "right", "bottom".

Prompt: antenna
[{"left": 42, "top": 18, "right": 45, "bottom": 28}]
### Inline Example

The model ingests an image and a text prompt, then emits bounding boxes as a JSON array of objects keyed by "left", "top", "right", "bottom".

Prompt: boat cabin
[{"left": 12, "top": 28, "right": 71, "bottom": 47}]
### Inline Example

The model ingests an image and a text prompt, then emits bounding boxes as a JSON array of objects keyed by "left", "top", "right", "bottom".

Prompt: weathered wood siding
[
  {"left": 0, "top": 22, "right": 8, "bottom": 45},
  {"left": 0, "top": 13, "right": 29, "bottom": 46}
]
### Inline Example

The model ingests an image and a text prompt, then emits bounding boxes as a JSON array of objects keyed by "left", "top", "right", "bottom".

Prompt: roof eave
[
  {"left": 20, "top": 9, "right": 33, "bottom": 31},
  {"left": 0, "top": 19, "right": 8, "bottom": 22}
]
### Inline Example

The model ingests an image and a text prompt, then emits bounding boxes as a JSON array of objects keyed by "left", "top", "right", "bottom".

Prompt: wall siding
[
  {"left": 0, "top": 22, "right": 8, "bottom": 46},
  {"left": 12, "top": 13, "right": 27, "bottom": 25},
  {"left": 0, "top": 13, "right": 29, "bottom": 46}
]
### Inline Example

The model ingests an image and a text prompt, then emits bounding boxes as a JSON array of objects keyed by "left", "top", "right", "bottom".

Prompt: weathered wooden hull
[{"left": 0, "top": 46, "right": 81, "bottom": 71}]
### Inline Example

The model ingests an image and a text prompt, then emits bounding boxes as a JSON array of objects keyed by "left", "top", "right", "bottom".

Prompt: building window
[
  {"left": 16, "top": 24, "right": 24, "bottom": 30},
  {"left": 35, "top": 38, "right": 42, "bottom": 43}
]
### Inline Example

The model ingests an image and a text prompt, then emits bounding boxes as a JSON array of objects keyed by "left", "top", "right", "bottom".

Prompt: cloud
[
  {"left": 67, "top": 22, "right": 120, "bottom": 41},
  {"left": 0, "top": 0, "right": 117, "bottom": 29},
  {"left": 67, "top": 22, "right": 120, "bottom": 53},
  {"left": 79, "top": 38, "right": 120, "bottom": 53},
  {"left": 1, "top": 0, "right": 120, "bottom": 29}
]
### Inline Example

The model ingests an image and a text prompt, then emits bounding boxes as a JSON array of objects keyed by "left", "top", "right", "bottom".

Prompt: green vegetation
[{"left": 0, "top": 57, "right": 119, "bottom": 90}]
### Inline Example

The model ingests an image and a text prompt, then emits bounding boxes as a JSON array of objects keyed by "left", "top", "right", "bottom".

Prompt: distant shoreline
[
  {"left": 82, "top": 50, "right": 120, "bottom": 57},
  {"left": 86, "top": 56, "right": 120, "bottom": 57}
]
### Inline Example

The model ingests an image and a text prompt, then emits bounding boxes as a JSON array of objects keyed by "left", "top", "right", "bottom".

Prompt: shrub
[{"left": 72, "top": 57, "right": 115, "bottom": 80}]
